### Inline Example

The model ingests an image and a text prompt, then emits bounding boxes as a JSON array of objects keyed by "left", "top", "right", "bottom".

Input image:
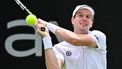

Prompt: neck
[{"left": 74, "top": 29, "right": 89, "bottom": 34}]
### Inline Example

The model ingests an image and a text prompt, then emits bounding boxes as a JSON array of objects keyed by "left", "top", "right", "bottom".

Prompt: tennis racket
[
  {"left": 14, "top": 0, "right": 45, "bottom": 31},
  {"left": 15, "top": 0, "right": 32, "bottom": 15}
]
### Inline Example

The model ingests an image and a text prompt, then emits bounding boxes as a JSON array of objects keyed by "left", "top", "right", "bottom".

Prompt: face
[{"left": 71, "top": 8, "right": 93, "bottom": 33}]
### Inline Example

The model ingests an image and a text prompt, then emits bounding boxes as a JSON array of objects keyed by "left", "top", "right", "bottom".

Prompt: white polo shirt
[{"left": 53, "top": 30, "right": 107, "bottom": 69}]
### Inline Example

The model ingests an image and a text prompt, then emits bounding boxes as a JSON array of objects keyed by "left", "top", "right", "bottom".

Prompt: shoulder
[
  {"left": 90, "top": 30, "right": 106, "bottom": 39},
  {"left": 91, "top": 30, "right": 106, "bottom": 35},
  {"left": 53, "top": 41, "right": 65, "bottom": 48},
  {"left": 53, "top": 41, "right": 69, "bottom": 54},
  {"left": 90, "top": 30, "right": 107, "bottom": 50},
  {"left": 89, "top": 30, "right": 107, "bottom": 45}
]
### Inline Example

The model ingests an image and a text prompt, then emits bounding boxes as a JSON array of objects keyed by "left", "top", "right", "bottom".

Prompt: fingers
[
  {"left": 37, "top": 18, "right": 48, "bottom": 25},
  {"left": 36, "top": 23, "right": 46, "bottom": 32},
  {"left": 38, "top": 18, "right": 45, "bottom": 24},
  {"left": 35, "top": 19, "right": 49, "bottom": 37},
  {"left": 35, "top": 22, "right": 44, "bottom": 29}
]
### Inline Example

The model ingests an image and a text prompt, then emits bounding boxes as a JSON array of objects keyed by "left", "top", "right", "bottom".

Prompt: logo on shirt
[{"left": 66, "top": 51, "right": 72, "bottom": 56}]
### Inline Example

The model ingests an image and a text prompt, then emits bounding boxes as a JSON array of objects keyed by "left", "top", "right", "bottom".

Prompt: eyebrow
[
  {"left": 76, "top": 12, "right": 91, "bottom": 16},
  {"left": 76, "top": 11, "right": 82, "bottom": 14}
]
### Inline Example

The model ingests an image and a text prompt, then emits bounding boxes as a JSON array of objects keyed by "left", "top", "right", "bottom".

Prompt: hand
[
  {"left": 37, "top": 18, "right": 48, "bottom": 26},
  {"left": 35, "top": 20, "right": 50, "bottom": 38}
]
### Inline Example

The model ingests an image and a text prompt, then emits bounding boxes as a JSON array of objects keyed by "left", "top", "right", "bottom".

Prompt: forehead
[{"left": 76, "top": 8, "right": 92, "bottom": 15}]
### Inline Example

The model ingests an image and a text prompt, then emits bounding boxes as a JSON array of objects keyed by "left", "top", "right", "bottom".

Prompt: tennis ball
[{"left": 25, "top": 14, "right": 37, "bottom": 26}]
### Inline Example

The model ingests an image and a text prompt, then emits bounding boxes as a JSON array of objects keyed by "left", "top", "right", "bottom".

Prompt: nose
[{"left": 82, "top": 16, "right": 87, "bottom": 21}]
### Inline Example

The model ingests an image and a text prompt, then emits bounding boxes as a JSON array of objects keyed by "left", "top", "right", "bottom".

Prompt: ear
[{"left": 71, "top": 17, "right": 74, "bottom": 24}]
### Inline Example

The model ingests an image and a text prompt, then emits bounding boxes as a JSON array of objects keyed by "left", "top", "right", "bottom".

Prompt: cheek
[
  {"left": 89, "top": 22, "right": 93, "bottom": 27},
  {"left": 72, "top": 17, "right": 81, "bottom": 25},
  {"left": 72, "top": 19, "right": 77, "bottom": 25},
  {"left": 72, "top": 21, "right": 79, "bottom": 26}
]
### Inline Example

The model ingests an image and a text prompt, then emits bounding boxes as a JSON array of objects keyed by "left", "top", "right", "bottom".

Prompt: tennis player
[{"left": 36, "top": 4, "right": 107, "bottom": 69}]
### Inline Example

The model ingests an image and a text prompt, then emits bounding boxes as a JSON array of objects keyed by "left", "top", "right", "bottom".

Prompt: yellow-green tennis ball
[{"left": 25, "top": 14, "right": 37, "bottom": 26}]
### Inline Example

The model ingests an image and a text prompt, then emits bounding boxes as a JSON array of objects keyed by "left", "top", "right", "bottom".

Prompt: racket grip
[{"left": 40, "top": 27, "right": 45, "bottom": 31}]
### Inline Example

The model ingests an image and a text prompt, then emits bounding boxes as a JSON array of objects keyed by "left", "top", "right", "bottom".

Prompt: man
[{"left": 36, "top": 4, "right": 107, "bottom": 69}]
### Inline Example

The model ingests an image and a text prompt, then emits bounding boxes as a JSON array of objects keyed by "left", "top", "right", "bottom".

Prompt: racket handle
[{"left": 40, "top": 27, "right": 45, "bottom": 31}]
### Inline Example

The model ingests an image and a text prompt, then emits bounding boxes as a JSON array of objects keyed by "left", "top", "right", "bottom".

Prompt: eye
[
  {"left": 86, "top": 15, "right": 92, "bottom": 19},
  {"left": 78, "top": 14, "right": 83, "bottom": 17}
]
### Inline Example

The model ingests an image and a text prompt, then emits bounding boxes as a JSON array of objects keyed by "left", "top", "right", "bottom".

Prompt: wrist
[
  {"left": 43, "top": 36, "right": 53, "bottom": 50},
  {"left": 47, "top": 23, "right": 58, "bottom": 34}
]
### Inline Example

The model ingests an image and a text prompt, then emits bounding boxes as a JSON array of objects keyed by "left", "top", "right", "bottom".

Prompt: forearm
[
  {"left": 45, "top": 49, "right": 59, "bottom": 69},
  {"left": 37, "top": 19, "right": 78, "bottom": 43},
  {"left": 47, "top": 23, "right": 80, "bottom": 45},
  {"left": 56, "top": 27, "right": 79, "bottom": 43},
  {"left": 47, "top": 23, "right": 96, "bottom": 46},
  {"left": 43, "top": 36, "right": 60, "bottom": 69}
]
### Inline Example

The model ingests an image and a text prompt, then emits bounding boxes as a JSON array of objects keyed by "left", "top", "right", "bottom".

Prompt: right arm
[
  {"left": 37, "top": 19, "right": 96, "bottom": 47},
  {"left": 35, "top": 22, "right": 62, "bottom": 69},
  {"left": 45, "top": 48, "right": 64, "bottom": 69},
  {"left": 45, "top": 48, "right": 59, "bottom": 69},
  {"left": 43, "top": 37, "right": 60, "bottom": 69}
]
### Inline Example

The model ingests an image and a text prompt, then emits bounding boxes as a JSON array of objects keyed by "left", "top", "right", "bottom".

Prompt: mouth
[{"left": 80, "top": 22, "right": 87, "bottom": 26}]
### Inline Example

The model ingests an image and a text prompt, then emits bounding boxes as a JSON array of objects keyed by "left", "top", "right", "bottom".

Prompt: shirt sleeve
[
  {"left": 89, "top": 30, "right": 107, "bottom": 50},
  {"left": 53, "top": 44, "right": 64, "bottom": 62}
]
